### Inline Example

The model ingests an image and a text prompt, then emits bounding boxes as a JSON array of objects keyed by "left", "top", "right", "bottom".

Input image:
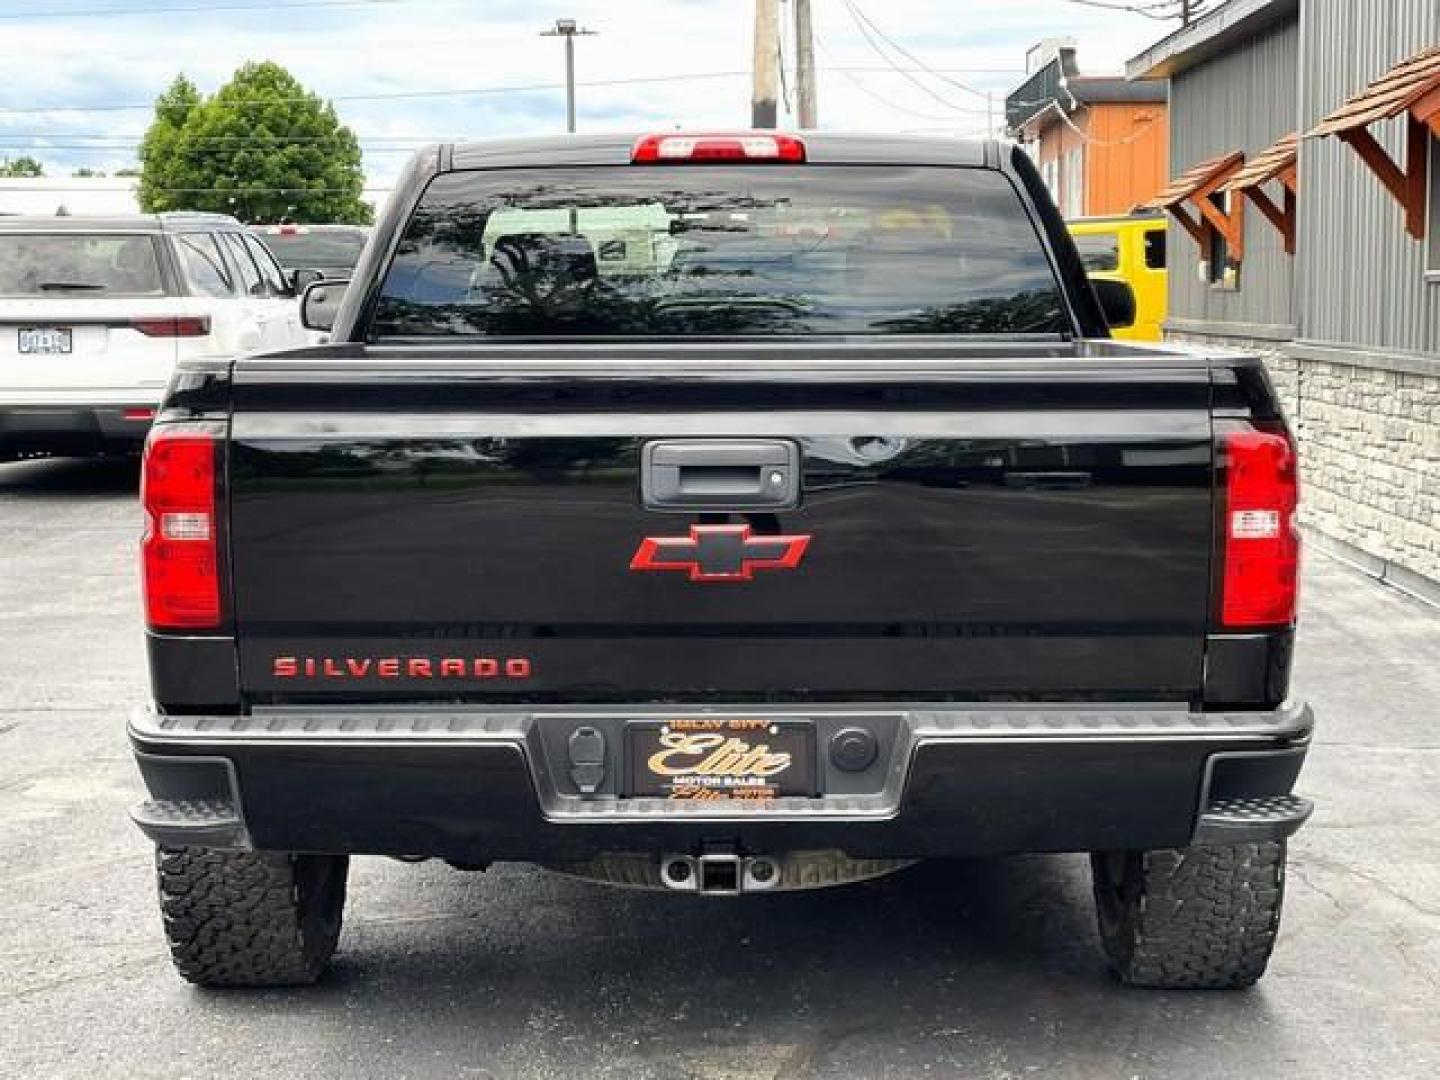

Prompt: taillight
[
  {"left": 141, "top": 426, "right": 221, "bottom": 631},
  {"left": 130, "top": 316, "right": 211, "bottom": 338},
  {"left": 1219, "top": 422, "right": 1300, "bottom": 628},
  {"left": 631, "top": 133, "right": 806, "bottom": 164}
]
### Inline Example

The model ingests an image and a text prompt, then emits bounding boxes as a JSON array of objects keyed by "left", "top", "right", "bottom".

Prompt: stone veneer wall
[{"left": 1168, "top": 332, "right": 1440, "bottom": 605}]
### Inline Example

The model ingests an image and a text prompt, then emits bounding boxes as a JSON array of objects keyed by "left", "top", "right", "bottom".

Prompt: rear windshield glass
[
  {"left": 258, "top": 230, "right": 367, "bottom": 269},
  {"left": 0, "top": 233, "right": 164, "bottom": 297},
  {"left": 374, "top": 166, "right": 1068, "bottom": 337}
]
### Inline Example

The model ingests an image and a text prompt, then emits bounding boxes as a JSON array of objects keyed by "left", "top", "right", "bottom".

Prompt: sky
[{"left": 0, "top": 0, "right": 1178, "bottom": 195}]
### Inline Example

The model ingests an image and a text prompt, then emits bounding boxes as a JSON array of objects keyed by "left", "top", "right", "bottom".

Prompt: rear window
[
  {"left": 259, "top": 229, "right": 367, "bottom": 270},
  {"left": 374, "top": 166, "right": 1068, "bottom": 337},
  {"left": 0, "top": 233, "right": 165, "bottom": 297},
  {"left": 1072, "top": 232, "right": 1120, "bottom": 273}
]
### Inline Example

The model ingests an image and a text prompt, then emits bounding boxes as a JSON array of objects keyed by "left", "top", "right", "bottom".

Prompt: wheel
[
  {"left": 1090, "top": 841, "right": 1286, "bottom": 989},
  {"left": 155, "top": 846, "right": 348, "bottom": 987}
]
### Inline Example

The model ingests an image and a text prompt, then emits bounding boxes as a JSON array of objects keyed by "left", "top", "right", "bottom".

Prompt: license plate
[
  {"left": 18, "top": 327, "right": 73, "bottom": 355},
  {"left": 625, "top": 718, "right": 816, "bottom": 800}
]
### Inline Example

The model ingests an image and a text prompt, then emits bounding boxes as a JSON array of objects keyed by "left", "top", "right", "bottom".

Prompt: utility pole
[
  {"left": 541, "top": 18, "right": 597, "bottom": 134},
  {"left": 752, "top": 0, "right": 780, "bottom": 129},
  {"left": 793, "top": 0, "right": 817, "bottom": 129}
]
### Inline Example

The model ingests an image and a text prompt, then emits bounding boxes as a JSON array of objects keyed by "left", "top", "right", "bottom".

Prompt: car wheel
[
  {"left": 1090, "top": 841, "right": 1286, "bottom": 989},
  {"left": 155, "top": 845, "right": 348, "bottom": 987}
]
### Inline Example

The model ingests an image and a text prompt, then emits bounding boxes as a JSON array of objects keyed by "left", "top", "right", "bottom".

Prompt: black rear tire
[
  {"left": 1091, "top": 841, "right": 1286, "bottom": 989},
  {"left": 155, "top": 846, "right": 348, "bottom": 987}
]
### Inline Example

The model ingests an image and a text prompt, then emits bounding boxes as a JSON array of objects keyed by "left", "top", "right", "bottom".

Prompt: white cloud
[{"left": 0, "top": 0, "right": 1172, "bottom": 191}]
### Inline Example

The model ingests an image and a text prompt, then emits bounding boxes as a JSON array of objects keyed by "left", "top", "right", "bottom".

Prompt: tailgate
[{"left": 226, "top": 351, "right": 1215, "bottom": 705}]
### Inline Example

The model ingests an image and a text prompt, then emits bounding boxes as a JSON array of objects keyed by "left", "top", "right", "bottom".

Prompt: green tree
[
  {"left": 0, "top": 156, "right": 45, "bottom": 177},
  {"left": 137, "top": 74, "right": 201, "bottom": 212},
  {"left": 138, "top": 62, "right": 370, "bottom": 225},
  {"left": 72, "top": 167, "right": 106, "bottom": 178}
]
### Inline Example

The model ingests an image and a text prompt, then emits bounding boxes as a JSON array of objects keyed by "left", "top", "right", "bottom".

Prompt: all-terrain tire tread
[
  {"left": 1092, "top": 841, "right": 1286, "bottom": 990},
  {"left": 155, "top": 846, "right": 346, "bottom": 987}
]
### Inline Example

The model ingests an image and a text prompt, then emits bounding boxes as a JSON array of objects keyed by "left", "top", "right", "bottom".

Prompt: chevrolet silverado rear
[{"left": 129, "top": 133, "right": 1312, "bottom": 990}]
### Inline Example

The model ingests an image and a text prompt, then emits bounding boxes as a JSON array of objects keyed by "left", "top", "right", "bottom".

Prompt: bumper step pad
[
  {"left": 1194, "top": 793, "right": 1313, "bottom": 845},
  {"left": 131, "top": 797, "right": 248, "bottom": 849}
]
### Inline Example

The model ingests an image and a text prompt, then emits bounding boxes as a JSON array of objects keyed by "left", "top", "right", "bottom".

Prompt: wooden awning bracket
[
  {"left": 1222, "top": 134, "right": 1299, "bottom": 254},
  {"left": 1244, "top": 184, "right": 1298, "bottom": 255},
  {"left": 1335, "top": 118, "right": 1428, "bottom": 240},
  {"left": 1146, "top": 151, "right": 1246, "bottom": 260},
  {"left": 1190, "top": 181, "right": 1244, "bottom": 262},
  {"left": 1309, "top": 45, "right": 1440, "bottom": 241}
]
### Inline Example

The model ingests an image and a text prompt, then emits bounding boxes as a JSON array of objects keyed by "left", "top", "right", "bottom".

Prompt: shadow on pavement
[
  {"left": 0, "top": 455, "right": 141, "bottom": 496},
  {"left": 179, "top": 855, "right": 1289, "bottom": 1077}
]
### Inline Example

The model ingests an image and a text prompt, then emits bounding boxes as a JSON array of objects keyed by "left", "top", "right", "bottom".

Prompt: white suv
[{"left": 0, "top": 212, "right": 310, "bottom": 459}]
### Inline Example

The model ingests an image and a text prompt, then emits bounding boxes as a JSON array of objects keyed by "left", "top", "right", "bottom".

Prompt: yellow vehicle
[{"left": 1068, "top": 214, "right": 1167, "bottom": 342}]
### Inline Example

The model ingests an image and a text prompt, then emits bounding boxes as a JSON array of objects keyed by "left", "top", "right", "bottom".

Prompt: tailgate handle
[{"left": 642, "top": 439, "right": 801, "bottom": 511}]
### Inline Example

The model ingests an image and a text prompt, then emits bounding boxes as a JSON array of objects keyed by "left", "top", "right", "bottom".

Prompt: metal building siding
[
  {"left": 1298, "top": 0, "right": 1440, "bottom": 356},
  {"left": 1168, "top": 18, "right": 1300, "bottom": 335}
]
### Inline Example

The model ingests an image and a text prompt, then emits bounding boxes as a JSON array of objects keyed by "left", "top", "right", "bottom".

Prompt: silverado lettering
[
  {"left": 272, "top": 656, "right": 533, "bottom": 680},
  {"left": 129, "top": 131, "right": 1313, "bottom": 992}
]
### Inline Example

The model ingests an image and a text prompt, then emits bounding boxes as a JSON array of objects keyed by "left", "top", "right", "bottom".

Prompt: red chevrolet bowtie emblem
[{"left": 630, "top": 524, "right": 811, "bottom": 582}]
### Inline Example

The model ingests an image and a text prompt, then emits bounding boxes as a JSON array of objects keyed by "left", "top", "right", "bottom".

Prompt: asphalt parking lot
[{"left": 2, "top": 455, "right": 1437, "bottom": 1080}]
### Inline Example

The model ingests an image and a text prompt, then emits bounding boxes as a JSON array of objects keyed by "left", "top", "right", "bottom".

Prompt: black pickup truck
[{"left": 130, "top": 132, "right": 1311, "bottom": 990}]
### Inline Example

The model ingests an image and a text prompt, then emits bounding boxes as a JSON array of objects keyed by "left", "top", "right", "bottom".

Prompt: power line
[
  {"left": 0, "top": 66, "right": 1024, "bottom": 120},
  {"left": 1056, "top": 0, "right": 1217, "bottom": 21},
  {"left": 0, "top": 144, "right": 420, "bottom": 154},
  {"left": 838, "top": 1, "right": 982, "bottom": 116},
  {"left": 842, "top": 0, "right": 991, "bottom": 102},
  {"left": 812, "top": 29, "right": 979, "bottom": 123},
  {"left": 0, "top": 70, "right": 752, "bottom": 116},
  {"left": 0, "top": 132, "right": 440, "bottom": 143},
  {"left": 0, "top": 184, "right": 395, "bottom": 192},
  {"left": 0, "top": 0, "right": 401, "bottom": 20}
]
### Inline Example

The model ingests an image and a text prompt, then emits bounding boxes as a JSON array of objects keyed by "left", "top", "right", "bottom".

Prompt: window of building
[
  {"left": 1144, "top": 228, "right": 1166, "bottom": 270},
  {"left": 1041, "top": 159, "right": 1060, "bottom": 204},
  {"left": 1206, "top": 191, "right": 1239, "bottom": 289},
  {"left": 1063, "top": 148, "right": 1084, "bottom": 219}
]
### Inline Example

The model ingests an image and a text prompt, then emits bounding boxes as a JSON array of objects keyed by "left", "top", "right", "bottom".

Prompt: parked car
[
  {"left": 0, "top": 213, "right": 309, "bottom": 459},
  {"left": 248, "top": 223, "right": 370, "bottom": 285},
  {"left": 129, "top": 133, "right": 1310, "bottom": 991},
  {"left": 1068, "top": 212, "right": 1167, "bottom": 341}
]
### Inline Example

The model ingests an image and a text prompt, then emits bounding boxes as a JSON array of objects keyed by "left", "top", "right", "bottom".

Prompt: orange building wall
[
  {"left": 1033, "top": 102, "right": 1168, "bottom": 218},
  {"left": 1084, "top": 103, "right": 1168, "bottom": 215}
]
